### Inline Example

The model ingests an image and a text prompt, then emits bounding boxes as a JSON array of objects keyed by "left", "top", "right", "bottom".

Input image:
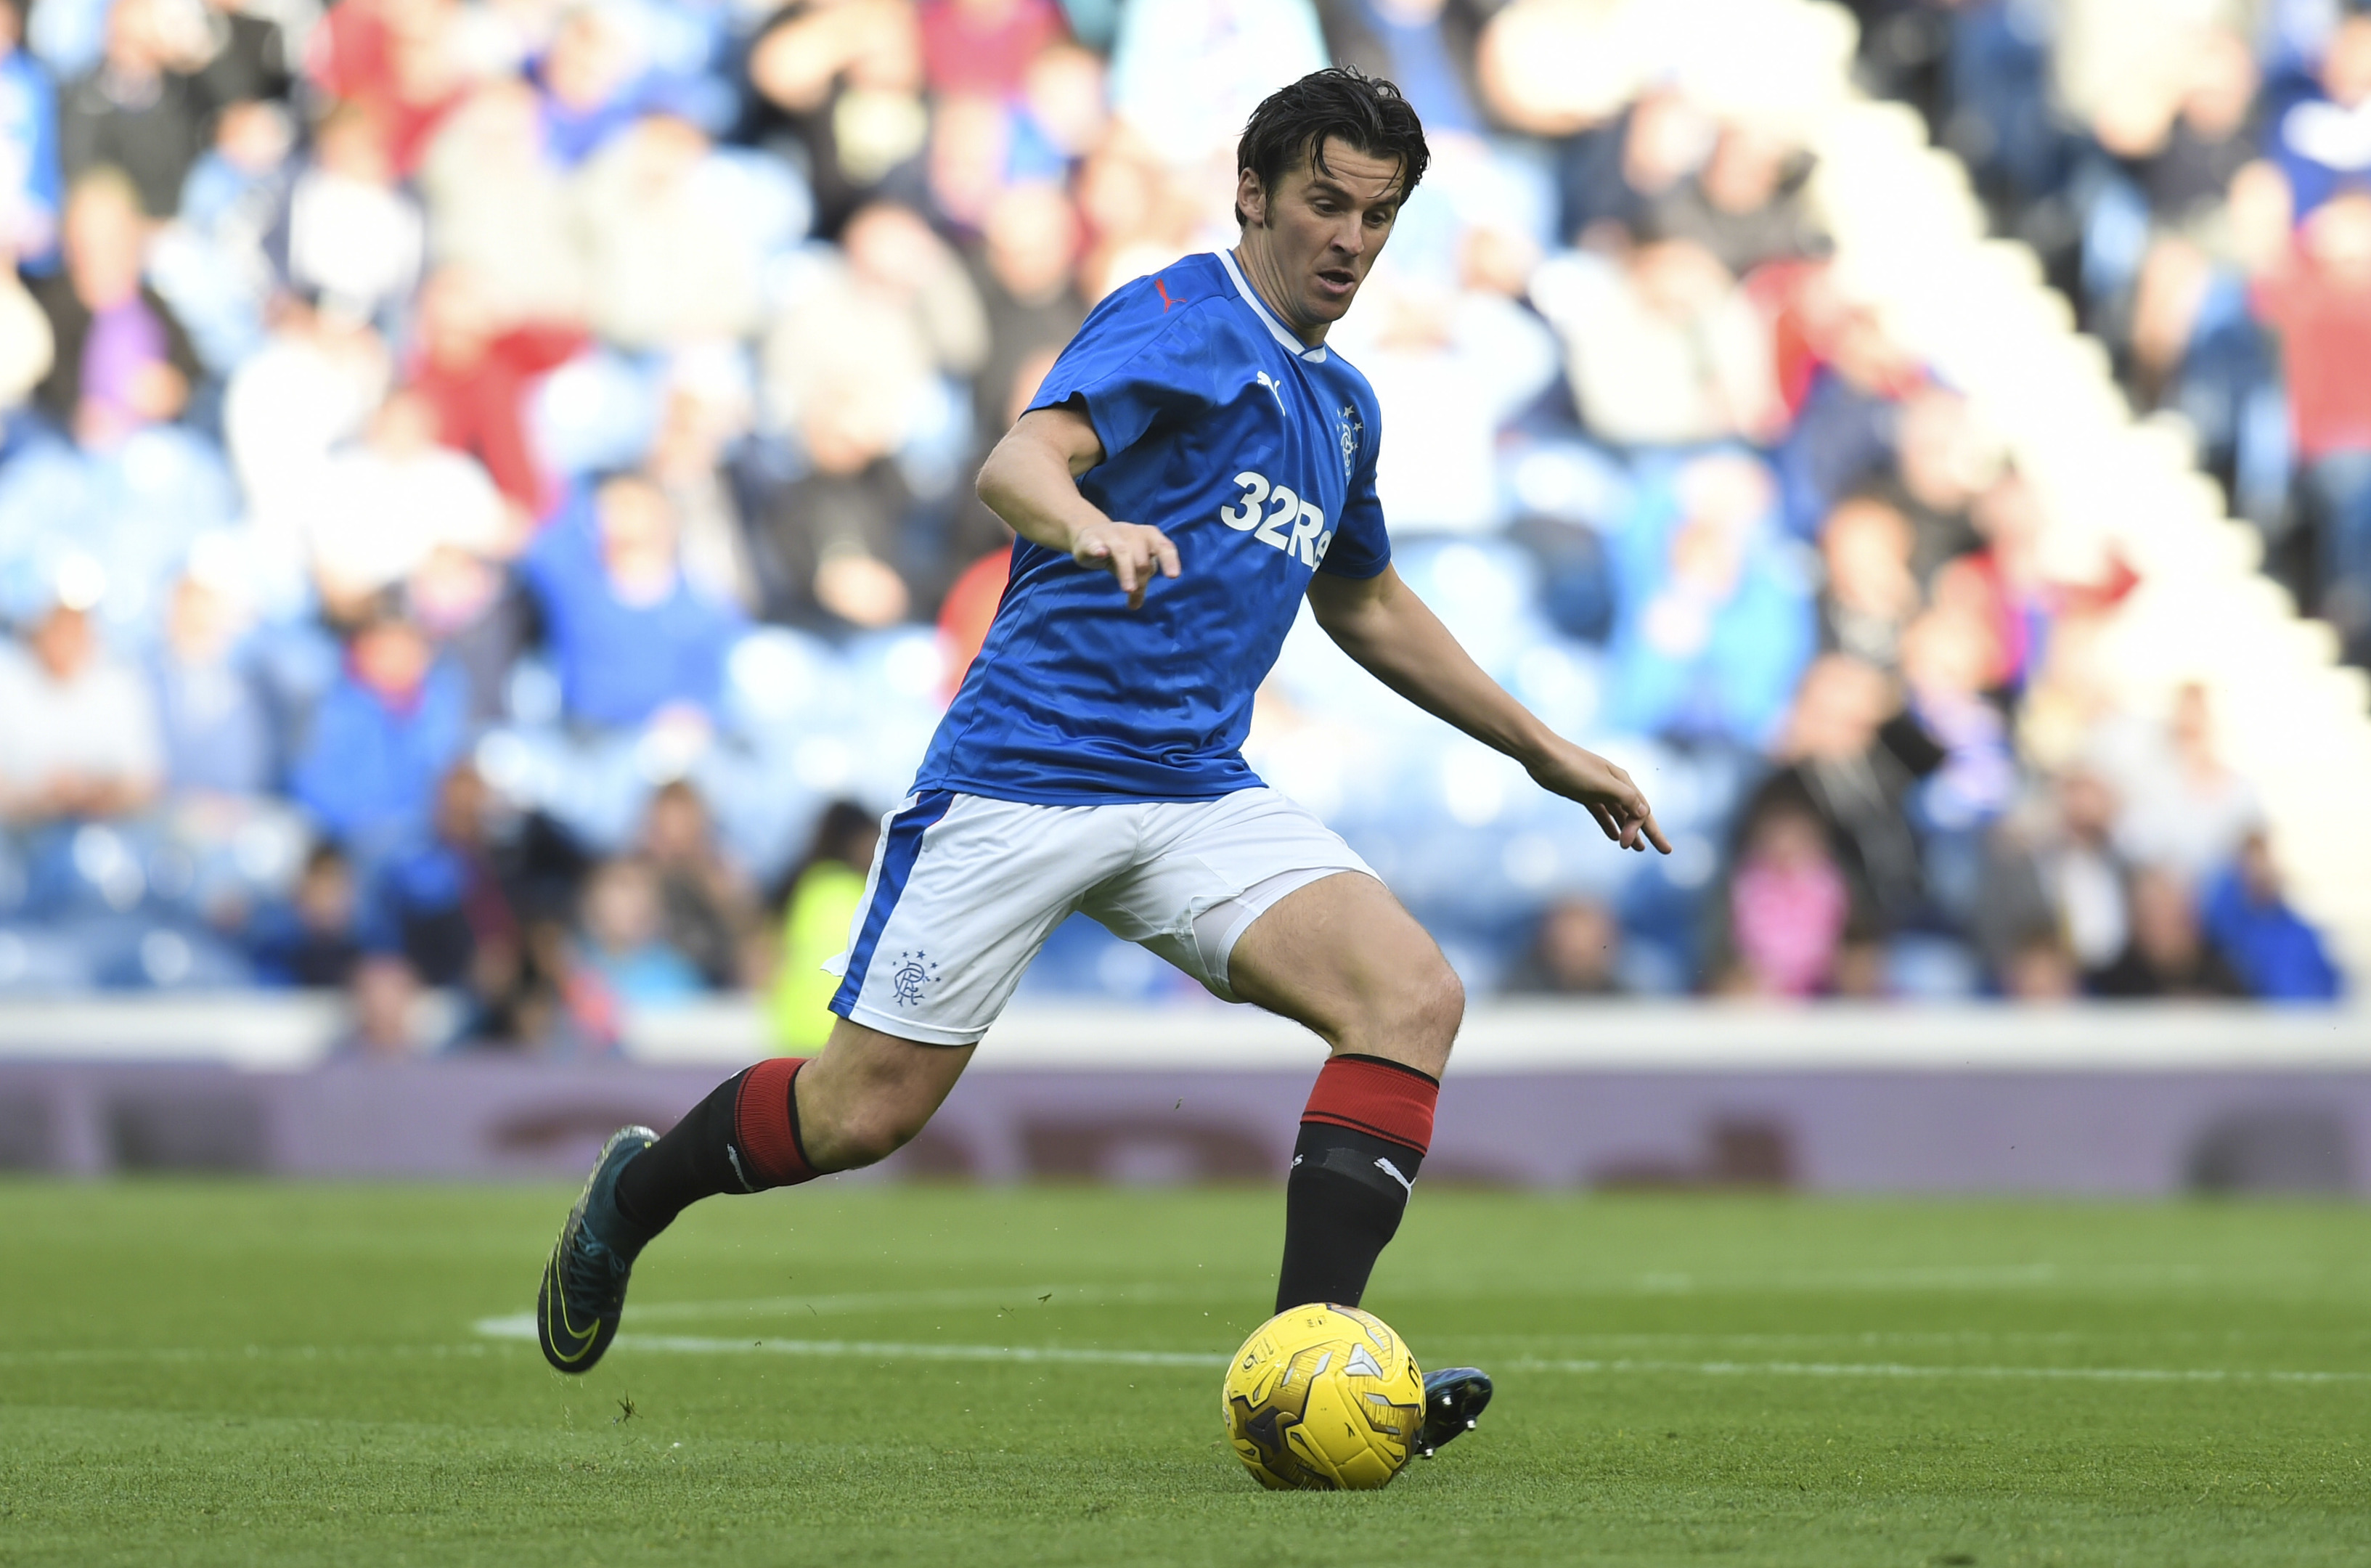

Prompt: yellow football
[{"left": 1220, "top": 1303, "right": 1425, "bottom": 1490}]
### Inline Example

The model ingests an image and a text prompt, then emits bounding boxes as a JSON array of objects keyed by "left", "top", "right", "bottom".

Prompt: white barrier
[
  {"left": 2, "top": 997, "right": 2367, "bottom": 1071},
  {"left": 3, "top": 1000, "right": 2367, "bottom": 1191}
]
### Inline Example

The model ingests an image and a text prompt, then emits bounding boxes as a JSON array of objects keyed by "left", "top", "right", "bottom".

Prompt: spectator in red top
[
  {"left": 303, "top": 0, "right": 468, "bottom": 176},
  {"left": 917, "top": 0, "right": 1066, "bottom": 99},
  {"left": 936, "top": 543, "right": 1008, "bottom": 700},
  {"left": 1956, "top": 465, "right": 2052, "bottom": 690},
  {"left": 2253, "top": 189, "right": 2371, "bottom": 661},
  {"left": 407, "top": 266, "right": 584, "bottom": 520}
]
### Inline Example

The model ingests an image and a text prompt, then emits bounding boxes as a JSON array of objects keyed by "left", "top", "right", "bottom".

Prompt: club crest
[
  {"left": 889, "top": 951, "right": 940, "bottom": 1007},
  {"left": 1337, "top": 404, "right": 1363, "bottom": 479}
]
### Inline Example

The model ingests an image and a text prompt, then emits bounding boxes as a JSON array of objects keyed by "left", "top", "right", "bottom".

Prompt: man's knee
[
  {"left": 1407, "top": 960, "right": 1465, "bottom": 1045},
  {"left": 796, "top": 1025, "right": 970, "bottom": 1171},
  {"left": 1357, "top": 955, "right": 1463, "bottom": 1070},
  {"left": 817, "top": 1100, "right": 929, "bottom": 1169}
]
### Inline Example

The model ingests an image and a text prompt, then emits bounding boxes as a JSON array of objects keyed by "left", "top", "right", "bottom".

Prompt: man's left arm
[{"left": 1305, "top": 565, "right": 1671, "bottom": 854}]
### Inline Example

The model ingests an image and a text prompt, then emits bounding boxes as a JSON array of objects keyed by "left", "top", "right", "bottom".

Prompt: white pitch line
[
  {"left": 630, "top": 1335, "right": 1225, "bottom": 1368},
  {"left": 518, "top": 1262, "right": 2257, "bottom": 1333},
  {"left": 0, "top": 1343, "right": 497, "bottom": 1365},
  {"left": 1501, "top": 1357, "right": 2371, "bottom": 1385},
  {"left": 2, "top": 1332, "right": 2364, "bottom": 1387},
  {"left": 1388, "top": 1262, "right": 2253, "bottom": 1297},
  {"left": 470, "top": 1315, "right": 1223, "bottom": 1368},
  {"left": 613, "top": 1281, "right": 1257, "bottom": 1324},
  {"left": 465, "top": 1317, "right": 2371, "bottom": 1384}
]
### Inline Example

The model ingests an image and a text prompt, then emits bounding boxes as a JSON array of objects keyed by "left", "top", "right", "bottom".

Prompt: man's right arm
[{"left": 975, "top": 403, "right": 1180, "bottom": 611}]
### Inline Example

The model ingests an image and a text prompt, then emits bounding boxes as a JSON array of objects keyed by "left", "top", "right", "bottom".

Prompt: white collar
[{"left": 1217, "top": 248, "right": 1329, "bottom": 364}]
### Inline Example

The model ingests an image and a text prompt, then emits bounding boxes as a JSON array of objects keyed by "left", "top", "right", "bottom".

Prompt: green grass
[{"left": 2, "top": 1184, "right": 2367, "bottom": 1567}]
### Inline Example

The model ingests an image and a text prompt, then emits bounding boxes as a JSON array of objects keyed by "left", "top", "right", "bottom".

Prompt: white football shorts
[{"left": 823, "top": 786, "right": 1376, "bottom": 1045}]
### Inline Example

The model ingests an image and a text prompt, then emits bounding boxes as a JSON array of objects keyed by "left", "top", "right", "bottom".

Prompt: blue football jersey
[{"left": 913, "top": 249, "right": 1390, "bottom": 804}]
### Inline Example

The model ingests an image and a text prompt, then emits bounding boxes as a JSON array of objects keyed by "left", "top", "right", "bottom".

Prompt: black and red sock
[
  {"left": 613, "top": 1056, "right": 817, "bottom": 1242},
  {"left": 1274, "top": 1053, "right": 1438, "bottom": 1313}
]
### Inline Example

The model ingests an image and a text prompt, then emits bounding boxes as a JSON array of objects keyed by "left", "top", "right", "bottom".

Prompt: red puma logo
[{"left": 1154, "top": 277, "right": 1176, "bottom": 311}]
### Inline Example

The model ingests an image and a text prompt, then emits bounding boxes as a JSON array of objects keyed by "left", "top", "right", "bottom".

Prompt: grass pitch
[{"left": 3, "top": 1183, "right": 2367, "bottom": 1567}]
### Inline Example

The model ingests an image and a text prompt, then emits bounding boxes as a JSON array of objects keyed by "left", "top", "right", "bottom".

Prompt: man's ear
[{"left": 1234, "top": 168, "right": 1267, "bottom": 229}]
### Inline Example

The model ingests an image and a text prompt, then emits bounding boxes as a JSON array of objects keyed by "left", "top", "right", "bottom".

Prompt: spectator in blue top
[
  {"left": 150, "top": 565, "right": 272, "bottom": 797},
  {"left": 2201, "top": 832, "right": 2343, "bottom": 1001},
  {"left": 575, "top": 854, "right": 704, "bottom": 1006},
  {"left": 533, "top": 5, "right": 648, "bottom": 167},
  {"left": 520, "top": 474, "right": 743, "bottom": 731},
  {"left": 0, "top": 0, "right": 62, "bottom": 266},
  {"left": 1602, "top": 452, "right": 1815, "bottom": 748},
  {"left": 289, "top": 598, "right": 469, "bottom": 857},
  {"left": 247, "top": 841, "right": 362, "bottom": 988},
  {"left": 2266, "top": 11, "right": 2371, "bottom": 224}
]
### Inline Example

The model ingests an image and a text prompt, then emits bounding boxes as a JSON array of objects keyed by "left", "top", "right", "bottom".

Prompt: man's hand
[
  {"left": 1071, "top": 520, "right": 1180, "bottom": 610},
  {"left": 1309, "top": 566, "right": 1673, "bottom": 858},
  {"left": 1527, "top": 739, "right": 1671, "bottom": 854},
  {"left": 978, "top": 405, "right": 1182, "bottom": 609}
]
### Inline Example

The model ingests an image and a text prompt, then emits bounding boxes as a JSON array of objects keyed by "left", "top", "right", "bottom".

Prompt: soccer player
[{"left": 536, "top": 68, "right": 1669, "bottom": 1459}]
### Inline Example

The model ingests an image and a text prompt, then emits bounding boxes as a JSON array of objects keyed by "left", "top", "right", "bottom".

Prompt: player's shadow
[
  {"left": 1588, "top": 1116, "right": 1796, "bottom": 1190},
  {"left": 2186, "top": 1106, "right": 2354, "bottom": 1194}
]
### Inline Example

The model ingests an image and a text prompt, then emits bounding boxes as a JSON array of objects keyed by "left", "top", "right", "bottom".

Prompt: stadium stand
[{"left": 0, "top": 0, "right": 2360, "bottom": 1050}]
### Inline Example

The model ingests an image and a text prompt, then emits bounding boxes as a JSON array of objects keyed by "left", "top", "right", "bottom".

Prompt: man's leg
[
  {"left": 1223, "top": 870, "right": 1462, "bottom": 1314},
  {"left": 614, "top": 1018, "right": 974, "bottom": 1234},
  {"left": 540, "top": 787, "right": 1123, "bottom": 1373},
  {"left": 1224, "top": 870, "right": 1492, "bottom": 1455},
  {"left": 536, "top": 1017, "right": 971, "bottom": 1372}
]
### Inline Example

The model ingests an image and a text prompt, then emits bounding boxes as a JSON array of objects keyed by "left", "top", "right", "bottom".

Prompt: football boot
[
  {"left": 536, "top": 1125, "right": 657, "bottom": 1374},
  {"left": 1415, "top": 1365, "right": 1493, "bottom": 1457}
]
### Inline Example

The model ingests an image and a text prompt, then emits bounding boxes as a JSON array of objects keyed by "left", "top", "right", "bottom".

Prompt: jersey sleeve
[
  {"left": 1024, "top": 278, "right": 1219, "bottom": 462},
  {"left": 1318, "top": 393, "right": 1390, "bottom": 579}
]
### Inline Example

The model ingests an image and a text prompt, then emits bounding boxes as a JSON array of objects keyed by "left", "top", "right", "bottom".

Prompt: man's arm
[
  {"left": 974, "top": 404, "right": 1180, "bottom": 610},
  {"left": 1307, "top": 565, "right": 1671, "bottom": 853}
]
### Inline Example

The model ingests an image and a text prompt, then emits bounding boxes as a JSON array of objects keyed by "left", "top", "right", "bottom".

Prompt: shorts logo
[{"left": 889, "top": 950, "right": 939, "bottom": 1008}]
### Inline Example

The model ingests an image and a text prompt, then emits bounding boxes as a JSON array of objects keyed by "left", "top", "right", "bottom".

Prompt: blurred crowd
[
  {"left": 0, "top": 0, "right": 2343, "bottom": 1053},
  {"left": 1849, "top": 0, "right": 2371, "bottom": 671}
]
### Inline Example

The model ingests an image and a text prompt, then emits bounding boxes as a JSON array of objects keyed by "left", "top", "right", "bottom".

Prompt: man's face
[
  {"left": 1539, "top": 899, "right": 1617, "bottom": 989},
  {"left": 434, "top": 764, "right": 486, "bottom": 845},
  {"left": 30, "top": 606, "right": 94, "bottom": 680},
  {"left": 353, "top": 620, "right": 430, "bottom": 700},
  {"left": 64, "top": 185, "right": 146, "bottom": 309},
  {"left": 596, "top": 478, "right": 681, "bottom": 597},
  {"left": 105, "top": 0, "right": 161, "bottom": 72},
  {"left": 1237, "top": 136, "right": 1404, "bottom": 335}
]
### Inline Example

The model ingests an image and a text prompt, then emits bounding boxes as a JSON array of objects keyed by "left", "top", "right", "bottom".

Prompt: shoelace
[{"left": 558, "top": 1220, "right": 629, "bottom": 1315}]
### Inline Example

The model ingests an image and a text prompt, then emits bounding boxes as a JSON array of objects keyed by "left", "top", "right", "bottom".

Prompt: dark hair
[
  {"left": 773, "top": 799, "right": 881, "bottom": 908},
  {"left": 1235, "top": 68, "right": 1429, "bottom": 226},
  {"left": 345, "top": 587, "right": 414, "bottom": 638}
]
